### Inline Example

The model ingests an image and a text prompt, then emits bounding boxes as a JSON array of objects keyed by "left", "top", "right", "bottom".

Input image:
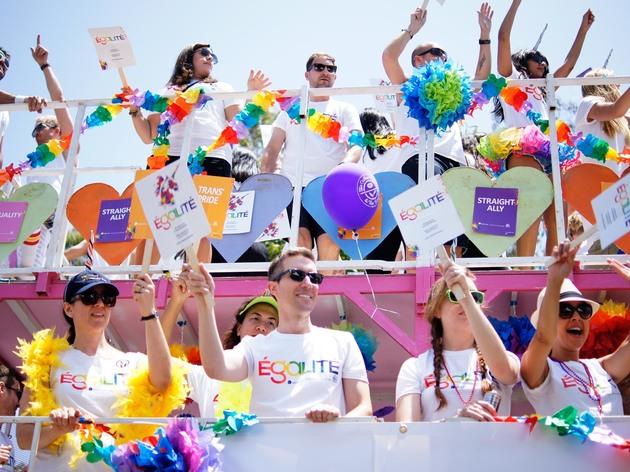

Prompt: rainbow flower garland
[{"left": 401, "top": 59, "right": 472, "bottom": 132}]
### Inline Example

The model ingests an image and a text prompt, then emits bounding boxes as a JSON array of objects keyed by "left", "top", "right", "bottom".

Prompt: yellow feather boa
[{"left": 15, "top": 329, "right": 188, "bottom": 452}]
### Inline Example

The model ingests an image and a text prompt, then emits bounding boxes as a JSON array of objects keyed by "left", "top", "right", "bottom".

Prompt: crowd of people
[{"left": 0, "top": 1, "right": 630, "bottom": 469}]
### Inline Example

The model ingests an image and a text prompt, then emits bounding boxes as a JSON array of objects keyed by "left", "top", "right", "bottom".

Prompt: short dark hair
[
  {"left": 268, "top": 247, "right": 316, "bottom": 281},
  {"left": 0, "top": 363, "right": 21, "bottom": 390},
  {"left": 360, "top": 108, "right": 393, "bottom": 160},
  {"left": 306, "top": 53, "right": 335, "bottom": 71},
  {"left": 511, "top": 49, "right": 549, "bottom": 78}
]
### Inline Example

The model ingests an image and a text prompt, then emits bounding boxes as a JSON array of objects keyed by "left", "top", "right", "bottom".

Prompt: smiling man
[
  {"left": 187, "top": 247, "right": 372, "bottom": 422},
  {"left": 261, "top": 53, "right": 363, "bottom": 263}
]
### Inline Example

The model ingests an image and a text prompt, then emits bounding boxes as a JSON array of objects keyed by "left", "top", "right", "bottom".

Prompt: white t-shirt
[
  {"left": 24, "top": 154, "right": 65, "bottom": 194},
  {"left": 575, "top": 95, "right": 628, "bottom": 173},
  {"left": 522, "top": 357, "right": 623, "bottom": 416},
  {"left": 186, "top": 364, "right": 220, "bottom": 418},
  {"left": 234, "top": 327, "right": 368, "bottom": 417},
  {"left": 0, "top": 429, "right": 14, "bottom": 472},
  {"left": 395, "top": 348, "right": 518, "bottom": 421},
  {"left": 165, "top": 81, "right": 240, "bottom": 164},
  {"left": 34, "top": 347, "right": 145, "bottom": 471},
  {"left": 498, "top": 71, "right": 548, "bottom": 129},
  {"left": 362, "top": 146, "right": 406, "bottom": 174},
  {"left": 0, "top": 111, "right": 8, "bottom": 145},
  {"left": 393, "top": 104, "right": 470, "bottom": 167},
  {"left": 273, "top": 99, "right": 362, "bottom": 186}
]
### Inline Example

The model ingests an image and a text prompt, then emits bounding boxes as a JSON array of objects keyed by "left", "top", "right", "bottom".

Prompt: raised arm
[
  {"left": 225, "top": 69, "right": 272, "bottom": 122},
  {"left": 554, "top": 10, "right": 595, "bottom": 79},
  {"left": 382, "top": 6, "right": 427, "bottom": 85},
  {"left": 599, "top": 259, "right": 630, "bottom": 382},
  {"left": 134, "top": 274, "right": 172, "bottom": 391},
  {"left": 261, "top": 127, "right": 286, "bottom": 173},
  {"left": 474, "top": 3, "right": 494, "bottom": 81},
  {"left": 520, "top": 242, "right": 578, "bottom": 388},
  {"left": 31, "top": 35, "right": 73, "bottom": 138},
  {"left": 497, "top": 0, "right": 521, "bottom": 78},
  {"left": 586, "top": 88, "right": 630, "bottom": 122},
  {"left": 441, "top": 262, "right": 519, "bottom": 385},
  {"left": 160, "top": 276, "right": 189, "bottom": 341},
  {"left": 182, "top": 264, "right": 248, "bottom": 382}
]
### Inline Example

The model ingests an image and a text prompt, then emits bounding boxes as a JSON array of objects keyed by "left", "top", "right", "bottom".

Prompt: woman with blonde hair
[
  {"left": 575, "top": 68, "right": 630, "bottom": 172},
  {"left": 396, "top": 262, "right": 519, "bottom": 422}
]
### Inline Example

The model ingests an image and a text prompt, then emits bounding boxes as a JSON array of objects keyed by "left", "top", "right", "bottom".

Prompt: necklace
[
  {"left": 442, "top": 355, "right": 479, "bottom": 406},
  {"left": 551, "top": 358, "right": 603, "bottom": 414}
]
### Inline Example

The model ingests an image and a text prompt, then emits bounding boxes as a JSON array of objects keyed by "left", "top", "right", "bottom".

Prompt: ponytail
[{"left": 63, "top": 309, "right": 76, "bottom": 345}]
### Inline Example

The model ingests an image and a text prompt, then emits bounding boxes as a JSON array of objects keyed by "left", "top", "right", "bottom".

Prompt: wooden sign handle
[{"left": 436, "top": 245, "right": 466, "bottom": 301}]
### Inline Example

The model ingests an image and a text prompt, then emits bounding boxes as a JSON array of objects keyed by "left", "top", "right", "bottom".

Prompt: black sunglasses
[
  {"left": 310, "top": 63, "right": 337, "bottom": 73},
  {"left": 559, "top": 302, "right": 593, "bottom": 320},
  {"left": 274, "top": 268, "right": 324, "bottom": 285},
  {"left": 73, "top": 290, "right": 117, "bottom": 307},
  {"left": 416, "top": 47, "right": 448, "bottom": 60},
  {"left": 446, "top": 289, "right": 484, "bottom": 305},
  {"left": 195, "top": 47, "right": 218, "bottom": 64},
  {"left": 31, "top": 122, "right": 53, "bottom": 138}
]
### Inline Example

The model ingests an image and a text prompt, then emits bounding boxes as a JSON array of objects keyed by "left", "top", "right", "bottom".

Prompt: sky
[{"left": 1, "top": 0, "right": 628, "bottom": 192}]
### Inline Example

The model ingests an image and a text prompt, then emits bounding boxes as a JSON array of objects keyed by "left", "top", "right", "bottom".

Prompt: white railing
[
  {"left": 2, "top": 414, "right": 630, "bottom": 471},
  {"left": 1, "top": 75, "right": 629, "bottom": 277}
]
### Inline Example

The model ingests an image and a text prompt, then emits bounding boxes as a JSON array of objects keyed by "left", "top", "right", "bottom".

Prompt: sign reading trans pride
[
  {"left": 134, "top": 161, "right": 210, "bottom": 257},
  {"left": 388, "top": 175, "right": 464, "bottom": 252}
]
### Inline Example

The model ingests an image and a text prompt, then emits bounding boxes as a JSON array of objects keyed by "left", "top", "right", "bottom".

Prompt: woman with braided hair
[{"left": 395, "top": 261, "right": 520, "bottom": 422}]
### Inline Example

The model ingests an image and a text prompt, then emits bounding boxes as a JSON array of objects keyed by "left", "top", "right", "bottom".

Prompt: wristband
[
  {"left": 40, "top": 63, "right": 50, "bottom": 71},
  {"left": 14, "top": 95, "right": 27, "bottom": 104},
  {"left": 401, "top": 28, "right": 414, "bottom": 39},
  {"left": 129, "top": 109, "right": 140, "bottom": 117},
  {"left": 478, "top": 39, "right": 491, "bottom": 45},
  {"left": 141, "top": 311, "right": 159, "bottom": 321}
]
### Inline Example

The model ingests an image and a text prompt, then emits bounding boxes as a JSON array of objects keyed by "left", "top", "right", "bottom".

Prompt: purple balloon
[{"left": 322, "top": 163, "right": 380, "bottom": 230}]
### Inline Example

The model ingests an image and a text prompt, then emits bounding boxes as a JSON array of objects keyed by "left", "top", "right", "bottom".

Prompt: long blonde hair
[{"left": 581, "top": 69, "right": 630, "bottom": 144}]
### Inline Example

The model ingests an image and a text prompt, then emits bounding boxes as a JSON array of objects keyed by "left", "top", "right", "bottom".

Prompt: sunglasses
[
  {"left": 31, "top": 122, "right": 55, "bottom": 138},
  {"left": 274, "top": 268, "right": 324, "bottom": 285},
  {"left": 446, "top": 289, "right": 484, "bottom": 305},
  {"left": 416, "top": 47, "right": 448, "bottom": 60},
  {"left": 195, "top": 47, "right": 218, "bottom": 64},
  {"left": 559, "top": 302, "right": 593, "bottom": 320},
  {"left": 7, "top": 384, "right": 22, "bottom": 402},
  {"left": 73, "top": 290, "right": 117, "bottom": 307},
  {"left": 310, "top": 63, "right": 337, "bottom": 73}
]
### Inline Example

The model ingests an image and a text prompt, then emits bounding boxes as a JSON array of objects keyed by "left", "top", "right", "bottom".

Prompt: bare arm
[
  {"left": 130, "top": 112, "right": 160, "bottom": 145},
  {"left": 182, "top": 264, "right": 248, "bottom": 382},
  {"left": 261, "top": 127, "right": 286, "bottom": 173},
  {"left": 441, "top": 263, "right": 519, "bottom": 385},
  {"left": 521, "top": 242, "right": 577, "bottom": 388},
  {"left": 134, "top": 274, "right": 172, "bottom": 391},
  {"left": 599, "top": 259, "right": 630, "bottom": 382},
  {"left": 0, "top": 90, "right": 46, "bottom": 111},
  {"left": 587, "top": 88, "right": 630, "bottom": 122},
  {"left": 554, "top": 10, "right": 595, "bottom": 79},
  {"left": 395, "top": 393, "right": 422, "bottom": 421},
  {"left": 497, "top": 0, "right": 521, "bottom": 78},
  {"left": 382, "top": 6, "right": 427, "bottom": 85},
  {"left": 474, "top": 3, "right": 494, "bottom": 81},
  {"left": 341, "top": 145, "right": 362, "bottom": 164},
  {"left": 343, "top": 378, "right": 372, "bottom": 417},
  {"left": 31, "top": 35, "right": 72, "bottom": 138},
  {"left": 160, "top": 277, "right": 188, "bottom": 341}
]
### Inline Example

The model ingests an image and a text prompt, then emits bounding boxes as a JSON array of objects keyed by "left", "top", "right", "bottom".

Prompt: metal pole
[{"left": 289, "top": 85, "right": 310, "bottom": 247}]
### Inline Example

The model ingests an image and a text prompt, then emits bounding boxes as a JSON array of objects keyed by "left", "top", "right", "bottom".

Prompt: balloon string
[{"left": 353, "top": 232, "right": 399, "bottom": 318}]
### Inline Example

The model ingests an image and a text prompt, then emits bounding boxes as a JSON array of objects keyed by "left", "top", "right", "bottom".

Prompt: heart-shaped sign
[
  {"left": 212, "top": 174, "right": 293, "bottom": 263},
  {"left": 0, "top": 183, "right": 58, "bottom": 263},
  {"left": 67, "top": 183, "right": 140, "bottom": 265},
  {"left": 562, "top": 163, "right": 630, "bottom": 253},
  {"left": 442, "top": 167, "right": 553, "bottom": 257},
  {"left": 303, "top": 172, "right": 415, "bottom": 259}
]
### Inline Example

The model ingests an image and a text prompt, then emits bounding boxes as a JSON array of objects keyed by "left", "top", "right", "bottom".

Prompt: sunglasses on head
[
  {"left": 310, "top": 63, "right": 337, "bottom": 73},
  {"left": 417, "top": 47, "right": 447, "bottom": 60},
  {"left": 446, "top": 289, "right": 484, "bottom": 305},
  {"left": 195, "top": 47, "right": 218, "bottom": 64},
  {"left": 274, "top": 268, "right": 324, "bottom": 285},
  {"left": 31, "top": 122, "right": 54, "bottom": 138},
  {"left": 73, "top": 290, "right": 117, "bottom": 307},
  {"left": 559, "top": 302, "right": 593, "bottom": 320}
]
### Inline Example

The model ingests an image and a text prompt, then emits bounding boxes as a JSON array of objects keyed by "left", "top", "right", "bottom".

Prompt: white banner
[
  {"left": 88, "top": 26, "right": 135, "bottom": 70},
  {"left": 257, "top": 209, "right": 291, "bottom": 242},
  {"left": 591, "top": 173, "right": 630, "bottom": 247},
  {"left": 224, "top": 191, "right": 255, "bottom": 235},
  {"left": 135, "top": 161, "right": 210, "bottom": 257}
]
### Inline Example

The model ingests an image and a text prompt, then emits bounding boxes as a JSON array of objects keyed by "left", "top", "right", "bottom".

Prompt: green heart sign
[
  {"left": 0, "top": 183, "right": 59, "bottom": 263},
  {"left": 442, "top": 167, "right": 553, "bottom": 257}
]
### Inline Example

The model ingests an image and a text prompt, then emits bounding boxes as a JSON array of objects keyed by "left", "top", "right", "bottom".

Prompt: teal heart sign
[
  {"left": 0, "top": 183, "right": 59, "bottom": 263},
  {"left": 441, "top": 167, "right": 553, "bottom": 257},
  {"left": 303, "top": 172, "right": 415, "bottom": 259}
]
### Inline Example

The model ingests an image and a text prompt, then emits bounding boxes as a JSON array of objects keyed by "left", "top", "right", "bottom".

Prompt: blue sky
[{"left": 1, "top": 0, "right": 628, "bottom": 191}]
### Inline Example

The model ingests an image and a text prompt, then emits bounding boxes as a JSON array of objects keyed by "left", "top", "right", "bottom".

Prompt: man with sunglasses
[
  {"left": 262, "top": 53, "right": 363, "bottom": 263},
  {"left": 0, "top": 364, "right": 22, "bottom": 471},
  {"left": 520, "top": 242, "right": 628, "bottom": 416},
  {"left": 188, "top": 247, "right": 372, "bottom": 423},
  {"left": 0, "top": 46, "right": 47, "bottom": 169}
]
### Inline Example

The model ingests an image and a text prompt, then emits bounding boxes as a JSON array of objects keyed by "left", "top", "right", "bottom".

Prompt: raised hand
[
  {"left": 580, "top": 9, "right": 595, "bottom": 32},
  {"left": 247, "top": 70, "right": 272, "bottom": 91},
  {"left": 133, "top": 273, "right": 156, "bottom": 317},
  {"left": 548, "top": 240, "right": 578, "bottom": 283},
  {"left": 478, "top": 2, "right": 494, "bottom": 38},
  {"left": 408, "top": 7, "right": 428, "bottom": 36},
  {"left": 30, "top": 34, "right": 49, "bottom": 67}
]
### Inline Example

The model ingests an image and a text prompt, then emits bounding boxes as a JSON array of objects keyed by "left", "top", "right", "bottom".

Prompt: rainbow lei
[
  {"left": 401, "top": 59, "right": 472, "bottom": 132},
  {"left": 15, "top": 329, "right": 189, "bottom": 455}
]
